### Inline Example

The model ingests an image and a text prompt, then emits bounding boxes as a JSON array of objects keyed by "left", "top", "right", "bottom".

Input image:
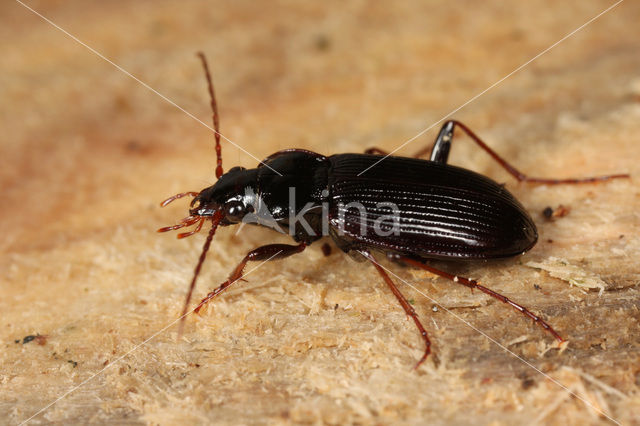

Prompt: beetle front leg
[
  {"left": 358, "top": 250, "right": 432, "bottom": 370},
  {"left": 395, "top": 255, "right": 565, "bottom": 344},
  {"left": 194, "top": 242, "right": 307, "bottom": 313}
]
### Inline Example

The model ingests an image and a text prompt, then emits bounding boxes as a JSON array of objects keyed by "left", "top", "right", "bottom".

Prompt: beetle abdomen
[{"left": 327, "top": 154, "right": 537, "bottom": 260}]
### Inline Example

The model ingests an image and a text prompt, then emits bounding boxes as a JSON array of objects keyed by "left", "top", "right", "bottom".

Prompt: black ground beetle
[{"left": 159, "top": 53, "right": 629, "bottom": 369}]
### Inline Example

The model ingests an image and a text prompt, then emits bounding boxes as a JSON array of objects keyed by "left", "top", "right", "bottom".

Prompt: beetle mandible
[{"left": 159, "top": 53, "right": 629, "bottom": 369}]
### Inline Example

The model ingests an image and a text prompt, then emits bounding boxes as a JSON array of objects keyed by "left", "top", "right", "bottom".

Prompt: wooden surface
[{"left": 2, "top": 1, "right": 639, "bottom": 424}]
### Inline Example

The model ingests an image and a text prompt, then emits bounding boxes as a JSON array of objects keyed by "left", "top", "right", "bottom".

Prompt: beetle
[{"left": 159, "top": 53, "right": 629, "bottom": 369}]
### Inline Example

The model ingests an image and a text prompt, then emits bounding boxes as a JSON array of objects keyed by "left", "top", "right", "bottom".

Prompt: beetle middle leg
[
  {"left": 194, "top": 242, "right": 307, "bottom": 313},
  {"left": 364, "top": 121, "right": 453, "bottom": 160},
  {"left": 358, "top": 250, "right": 431, "bottom": 369},
  {"left": 394, "top": 255, "right": 565, "bottom": 344},
  {"left": 363, "top": 147, "right": 390, "bottom": 155}
]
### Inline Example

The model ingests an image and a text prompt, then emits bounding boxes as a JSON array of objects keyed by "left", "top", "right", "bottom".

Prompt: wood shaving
[{"left": 526, "top": 257, "right": 607, "bottom": 295}]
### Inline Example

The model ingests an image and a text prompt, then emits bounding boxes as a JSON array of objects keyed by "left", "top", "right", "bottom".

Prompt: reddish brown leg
[
  {"left": 365, "top": 147, "right": 434, "bottom": 158},
  {"left": 364, "top": 147, "right": 390, "bottom": 155},
  {"left": 160, "top": 192, "right": 200, "bottom": 207},
  {"left": 396, "top": 256, "right": 565, "bottom": 343},
  {"left": 194, "top": 242, "right": 307, "bottom": 313},
  {"left": 379, "top": 120, "right": 629, "bottom": 183},
  {"left": 366, "top": 146, "right": 437, "bottom": 159},
  {"left": 365, "top": 129, "right": 448, "bottom": 159},
  {"left": 359, "top": 250, "right": 431, "bottom": 369},
  {"left": 411, "top": 144, "right": 435, "bottom": 160},
  {"left": 434, "top": 120, "right": 629, "bottom": 184},
  {"left": 366, "top": 146, "right": 439, "bottom": 159}
]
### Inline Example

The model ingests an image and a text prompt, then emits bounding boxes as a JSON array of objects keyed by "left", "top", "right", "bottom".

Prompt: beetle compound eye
[{"left": 224, "top": 200, "right": 245, "bottom": 221}]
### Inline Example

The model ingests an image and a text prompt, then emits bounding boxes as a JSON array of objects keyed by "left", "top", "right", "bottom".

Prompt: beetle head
[{"left": 189, "top": 166, "right": 258, "bottom": 225}]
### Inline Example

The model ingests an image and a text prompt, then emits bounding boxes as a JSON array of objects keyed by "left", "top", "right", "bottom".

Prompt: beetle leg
[
  {"left": 364, "top": 146, "right": 437, "bottom": 159},
  {"left": 365, "top": 122, "right": 454, "bottom": 160},
  {"left": 426, "top": 121, "right": 454, "bottom": 163},
  {"left": 395, "top": 256, "right": 565, "bottom": 344},
  {"left": 160, "top": 191, "right": 200, "bottom": 207},
  {"left": 428, "top": 120, "right": 629, "bottom": 184},
  {"left": 193, "top": 242, "right": 307, "bottom": 313},
  {"left": 358, "top": 250, "right": 431, "bottom": 370},
  {"left": 365, "top": 121, "right": 453, "bottom": 163},
  {"left": 363, "top": 147, "right": 389, "bottom": 155}
]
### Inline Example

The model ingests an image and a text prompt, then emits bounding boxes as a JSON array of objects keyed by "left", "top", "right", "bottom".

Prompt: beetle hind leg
[
  {"left": 417, "top": 120, "right": 453, "bottom": 163},
  {"left": 366, "top": 120, "right": 628, "bottom": 183},
  {"left": 395, "top": 255, "right": 565, "bottom": 344},
  {"left": 434, "top": 120, "right": 629, "bottom": 183}
]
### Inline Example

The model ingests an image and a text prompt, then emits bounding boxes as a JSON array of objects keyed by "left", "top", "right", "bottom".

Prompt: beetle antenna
[
  {"left": 177, "top": 209, "right": 225, "bottom": 337},
  {"left": 197, "top": 52, "right": 224, "bottom": 179}
]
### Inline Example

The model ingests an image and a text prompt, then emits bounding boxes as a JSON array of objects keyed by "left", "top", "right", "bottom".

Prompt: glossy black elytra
[{"left": 159, "top": 53, "right": 629, "bottom": 369}]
